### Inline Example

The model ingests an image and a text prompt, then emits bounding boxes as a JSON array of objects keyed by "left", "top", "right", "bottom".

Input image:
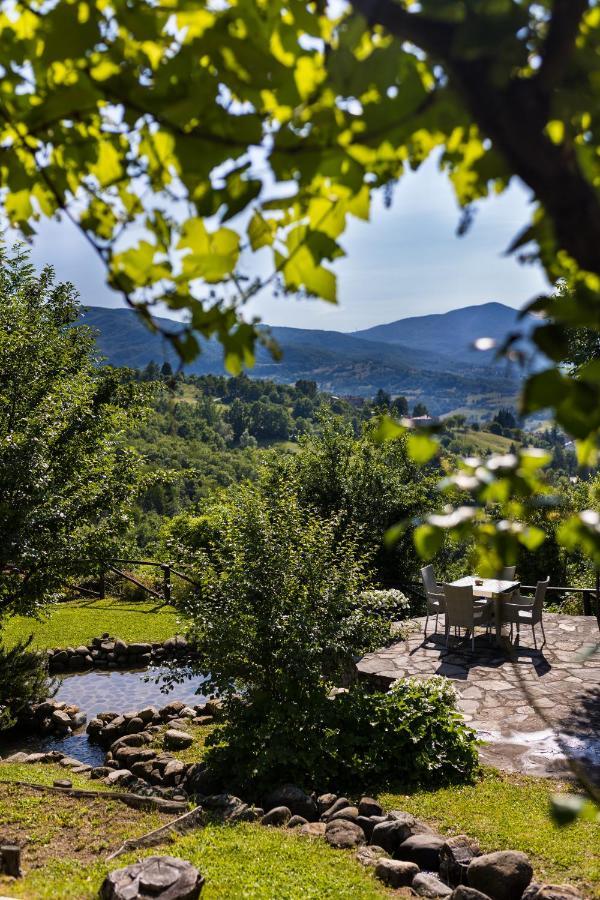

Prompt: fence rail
[{"left": 72, "top": 558, "right": 199, "bottom": 605}]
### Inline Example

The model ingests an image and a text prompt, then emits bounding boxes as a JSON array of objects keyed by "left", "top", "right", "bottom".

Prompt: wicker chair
[
  {"left": 443, "top": 583, "right": 493, "bottom": 651},
  {"left": 498, "top": 565, "right": 517, "bottom": 581},
  {"left": 420, "top": 564, "right": 445, "bottom": 638},
  {"left": 501, "top": 577, "right": 549, "bottom": 648}
]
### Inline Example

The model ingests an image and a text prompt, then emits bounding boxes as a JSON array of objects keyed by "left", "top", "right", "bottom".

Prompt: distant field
[
  {"left": 462, "top": 429, "right": 516, "bottom": 454},
  {"left": 3, "top": 598, "right": 181, "bottom": 650}
]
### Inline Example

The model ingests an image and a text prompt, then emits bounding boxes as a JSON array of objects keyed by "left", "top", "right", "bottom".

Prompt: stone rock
[
  {"left": 324, "top": 819, "right": 365, "bottom": 849},
  {"left": 397, "top": 833, "right": 446, "bottom": 871},
  {"left": 75, "top": 645, "right": 89, "bottom": 655},
  {"left": 126, "top": 716, "right": 145, "bottom": 734},
  {"left": 356, "top": 815, "right": 386, "bottom": 841},
  {"left": 3, "top": 752, "right": 30, "bottom": 763},
  {"left": 317, "top": 793, "right": 337, "bottom": 815},
  {"left": 51, "top": 709, "right": 72, "bottom": 728},
  {"left": 128, "top": 642, "right": 152, "bottom": 655},
  {"left": 105, "top": 769, "right": 134, "bottom": 785},
  {"left": 90, "top": 766, "right": 111, "bottom": 779},
  {"left": 412, "top": 872, "right": 453, "bottom": 897},
  {"left": 164, "top": 729, "right": 194, "bottom": 750},
  {"left": 321, "top": 797, "right": 350, "bottom": 821},
  {"left": 449, "top": 889, "right": 492, "bottom": 900},
  {"left": 375, "top": 859, "right": 419, "bottom": 888},
  {"left": 521, "top": 886, "right": 584, "bottom": 900},
  {"left": 100, "top": 855, "right": 203, "bottom": 899},
  {"left": 138, "top": 706, "right": 158, "bottom": 723},
  {"left": 355, "top": 846, "right": 389, "bottom": 867},
  {"left": 184, "top": 762, "right": 224, "bottom": 797},
  {"left": 70, "top": 711, "right": 87, "bottom": 728},
  {"left": 263, "top": 784, "right": 318, "bottom": 822},
  {"left": 202, "top": 793, "right": 248, "bottom": 822},
  {"left": 114, "top": 638, "right": 128, "bottom": 655},
  {"left": 164, "top": 760, "right": 186, "bottom": 785},
  {"left": 115, "top": 746, "right": 157, "bottom": 767},
  {"left": 440, "top": 835, "right": 481, "bottom": 887},
  {"left": 371, "top": 818, "right": 417, "bottom": 855},
  {"left": 53, "top": 779, "right": 72, "bottom": 788},
  {"left": 299, "top": 822, "right": 326, "bottom": 838},
  {"left": 261, "top": 806, "right": 292, "bottom": 827},
  {"left": 160, "top": 700, "right": 186, "bottom": 719},
  {"left": 229, "top": 805, "right": 262, "bottom": 823},
  {"left": 111, "top": 733, "right": 151, "bottom": 752},
  {"left": 358, "top": 797, "right": 383, "bottom": 817},
  {"left": 328, "top": 805, "right": 359, "bottom": 823},
  {"left": 287, "top": 815, "right": 308, "bottom": 829},
  {"left": 180, "top": 706, "right": 196, "bottom": 718},
  {"left": 467, "top": 851, "right": 533, "bottom": 900}
]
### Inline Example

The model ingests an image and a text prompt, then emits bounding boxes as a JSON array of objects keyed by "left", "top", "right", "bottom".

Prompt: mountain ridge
[{"left": 81, "top": 303, "right": 528, "bottom": 417}]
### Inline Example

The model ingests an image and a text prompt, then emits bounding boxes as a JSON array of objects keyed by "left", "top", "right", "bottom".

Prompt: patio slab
[{"left": 357, "top": 613, "right": 600, "bottom": 780}]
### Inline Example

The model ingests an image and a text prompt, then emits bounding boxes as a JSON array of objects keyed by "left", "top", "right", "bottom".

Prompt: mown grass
[
  {"left": 381, "top": 768, "right": 599, "bottom": 896},
  {"left": 0, "top": 764, "right": 390, "bottom": 900},
  {"left": 2, "top": 597, "right": 182, "bottom": 650},
  {"left": 149, "top": 721, "right": 218, "bottom": 764}
]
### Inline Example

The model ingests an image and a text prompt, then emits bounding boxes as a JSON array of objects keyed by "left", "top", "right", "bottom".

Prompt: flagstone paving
[{"left": 357, "top": 613, "right": 600, "bottom": 780}]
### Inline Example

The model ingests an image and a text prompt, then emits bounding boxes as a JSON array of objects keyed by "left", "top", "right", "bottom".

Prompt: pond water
[{"left": 0, "top": 666, "right": 210, "bottom": 767}]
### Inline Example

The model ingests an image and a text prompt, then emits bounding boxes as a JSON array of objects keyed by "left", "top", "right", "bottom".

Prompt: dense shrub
[
  {"left": 205, "top": 676, "right": 478, "bottom": 794},
  {"left": 0, "top": 638, "right": 53, "bottom": 733}
]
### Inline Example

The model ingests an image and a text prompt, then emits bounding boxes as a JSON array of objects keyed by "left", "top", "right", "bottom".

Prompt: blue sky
[{"left": 28, "top": 155, "right": 548, "bottom": 332}]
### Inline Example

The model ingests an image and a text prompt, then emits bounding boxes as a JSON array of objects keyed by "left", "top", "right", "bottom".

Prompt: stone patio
[{"left": 357, "top": 613, "right": 600, "bottom": 780}]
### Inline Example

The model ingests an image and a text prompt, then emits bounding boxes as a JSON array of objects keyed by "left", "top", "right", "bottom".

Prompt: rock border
[{"left": 46, "top": 633, "right": 190, "bottom": 673}]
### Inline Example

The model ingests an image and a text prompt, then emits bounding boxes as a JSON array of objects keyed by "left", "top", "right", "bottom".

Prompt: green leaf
[
  {"left": 414, "top": 523, "right": 443, "bottom": 559},
  {"left": 407, "top": 432, "right": 439, "bottom": 464}
]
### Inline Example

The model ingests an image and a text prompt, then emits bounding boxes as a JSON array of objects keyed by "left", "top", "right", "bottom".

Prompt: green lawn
[
  {"left": 381, "top": 768, "right": 599, "bottom": 896},
  {"left": 2, "top": 597, "right": 182, "bottom": 650},
  {"left": 0, "top": 762, "right": 596, "bottom": 899},
  {"left": 0, "top": 764, "right": 389, "bottom": 900}
]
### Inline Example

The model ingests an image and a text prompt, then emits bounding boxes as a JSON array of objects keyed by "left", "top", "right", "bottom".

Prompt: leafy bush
[
  {"left": 205, "top": 676, "right": 478, "bottom": 794},
  {"left": 0, "top": 638, "right": 53, "bottom": 733},
  {"left": 359, "top": 589, "right": 411, "bottom": 619}
]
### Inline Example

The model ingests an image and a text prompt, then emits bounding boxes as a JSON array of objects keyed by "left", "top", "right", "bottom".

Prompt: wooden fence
[{"left": 73, "top": 559, "right": 199, "bottom": 604}]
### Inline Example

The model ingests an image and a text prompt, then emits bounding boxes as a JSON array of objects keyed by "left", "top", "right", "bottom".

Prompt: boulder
[
  {"left": 467, "top": 851, "right": 533, "bottom": 900},
  {"left": 263, "top": 784, "right": 318, "bottom": 822},
  {"left": 521, "top": 887, "right": 584, "bottom": 900},
  {"left": 299, "top": 822, "right": 326, "bottom": 838},
  {"left": 261, "top": 806, "right": 292, "bottom": 827},
  {"left": 90, "top": 766, "right": 111, "bottom": 779},
  {"left": 126, "top": 716, "right": 146, "bottom": 734},
  {"left": 321, "top": 797, "right": 351, "bottom": 820},
  {"left": 397, "top": 833, "right": 446, "bottom": 871},
  {"left": 70, "top": 711, "right": 87, "bottom": 729},
  {"left": 138, "top": 706, "right": 158, "bottom": 723},
  {"left": 115, "top": 746, "right": 157, "bottom": 767},
  {"left": 51, "top": 709, "right": 72, "bottom": 729},
  {"left": 100, "top": 855, "right": 203, "bottom": 899},
  {"left": 449, "top": 889, "right": 492, "bottom": 900},
  {"left": 412, "top": 872, "right": 453, "bottom": 897},
  {"left": 356, "top": 815, "right": 386, "bottom": 841},
  {"left": 164, "top": 729, "right": 194, "bottom": 750},
  {"left": 324, "top": 819, "right": 365, "bottom": 849},
  {"left": 202, "top": 793, "right": 249, "bottom": 822},
  {"left": 440, "top": 835, "right": 481, "bottom": 887},
  {"left": 371, "top": 818, "right": 416, "bottom": 855},
  {"left": 128, "top": 642, "right": 153, "bottom": 655},
  {"left": 287, "top": 815, "right": 308, "bottom": 829},
  {"left": 328, "top": 805, "right": 359, "bottom": 823},
  {"left": 358, "top": 797, "right": 383, "bottom": 817},
  {"left": 355, "top": 846, "right": 390, "bottom": 868},
  {"left": 159, "top": 700, "right": 186, "bottom": 719},
  {"left": 374, "top": 859, "right": 419, "bottom": 888},
  {"left": 164, "top": 760, "right": 186, "bottom": 785},
  {"left": 184, "top": 762, "right": 224, "bottom": 797},
  {"left": 105, "top": 769, "right": 134, "bottom": 785},
  {"left": 316, "top": 793, "right": 337, "bottom": 815}
]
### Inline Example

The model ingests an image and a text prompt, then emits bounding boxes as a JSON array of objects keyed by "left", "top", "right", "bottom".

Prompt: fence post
[
  {"left": 162, "top": 564, "right": 171, "bottom": 604},
  {"left": 583, "top": 590, "right": 593, "bottom": 616}
]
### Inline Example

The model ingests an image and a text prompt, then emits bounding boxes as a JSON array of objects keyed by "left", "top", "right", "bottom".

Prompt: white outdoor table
[{"left": 450, "top": 577, "right": 520, "bottom": 645}]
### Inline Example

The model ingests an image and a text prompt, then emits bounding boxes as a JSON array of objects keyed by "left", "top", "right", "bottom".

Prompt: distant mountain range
[{"left": 82, "top": 301, "right": 538, "bottom": 417}]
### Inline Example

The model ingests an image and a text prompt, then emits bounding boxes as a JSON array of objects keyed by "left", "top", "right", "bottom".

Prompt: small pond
[{"left": 0, "top": 666, "right": 210, "bottom": 767}]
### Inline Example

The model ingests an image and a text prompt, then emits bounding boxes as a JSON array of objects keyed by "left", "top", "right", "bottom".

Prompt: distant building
[{"left": 408, "top": 415, "right": 439, "bottom": 427}]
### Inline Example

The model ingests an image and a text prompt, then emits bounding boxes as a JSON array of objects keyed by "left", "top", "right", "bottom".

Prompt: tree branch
[
  {"left": 536, "top": 0, "right": 589, "bottom": 89},
  {"left": 349, "top": 0, "right": 455, "bottom": 58}
]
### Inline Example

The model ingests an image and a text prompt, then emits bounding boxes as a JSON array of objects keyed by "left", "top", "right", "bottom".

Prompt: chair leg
[
  {"left": 540, "top": 619, "right": 546, "bottom": 646},
  {"left": 471, "top": 632, "right": 475, "bottom": 652},
  {"left": 532, "top": 624, "right": 537, "bottom": 650},
  {"left": 424, "top": 614, "right": 429, "bottom": 638},
  {"left": 434, "top": 613, "right": 439, "bottom": 633}
]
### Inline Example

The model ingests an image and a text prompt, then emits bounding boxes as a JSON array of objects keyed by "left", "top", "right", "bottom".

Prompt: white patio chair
[
  {"left": 443, "top": 583, "right": 492, "bottom": 652},
  {"left": 501, "top": 577, "right": 549, "bottom": 648},
  {"left": 421, "top": 564, "right": 445, "bottom": 638}
]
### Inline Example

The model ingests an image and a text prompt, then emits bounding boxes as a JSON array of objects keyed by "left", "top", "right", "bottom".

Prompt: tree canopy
[
  {"left": 0, "top": 247, "right": 146, "bottom": 615},
  {"left": 2, "top": 0, "right": 600, "bottom": 566}
]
